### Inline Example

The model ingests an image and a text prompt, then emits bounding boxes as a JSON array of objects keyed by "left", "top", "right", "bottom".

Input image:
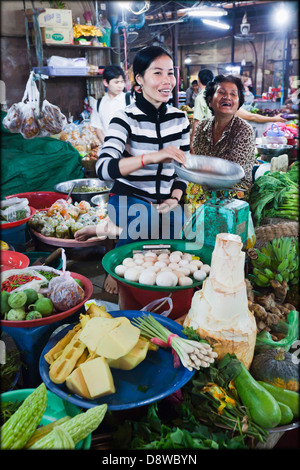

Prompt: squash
[
  {"left": 234, "top": 362, "right": 282, "bottom": 429},
  {"left": 250, "top": 348, "right": 299, "bottom": 392}
]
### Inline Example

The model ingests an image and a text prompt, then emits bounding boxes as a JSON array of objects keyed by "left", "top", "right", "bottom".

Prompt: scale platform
[{"left": 176, "top": 155, "right": 249, "bottom": 250}]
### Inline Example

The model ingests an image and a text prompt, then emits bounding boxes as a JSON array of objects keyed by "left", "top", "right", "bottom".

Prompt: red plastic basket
[{"left": 5, "top": 192, "right": 70, "bottom": 211}]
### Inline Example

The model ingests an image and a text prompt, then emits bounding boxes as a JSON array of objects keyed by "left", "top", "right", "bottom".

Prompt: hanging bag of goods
[{"left": 3, "top": 71, "right": 66, "bottom": 139}]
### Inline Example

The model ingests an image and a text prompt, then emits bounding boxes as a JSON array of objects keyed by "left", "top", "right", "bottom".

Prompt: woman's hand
[
  {"left": 144, "top": 146, "right": 187, "bottom": 166},
  {"left": 156, "top": 197, "right": 179, "bottom": 214}
]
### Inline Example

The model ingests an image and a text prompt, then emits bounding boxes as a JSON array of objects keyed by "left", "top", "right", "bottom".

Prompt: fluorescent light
[
  {"left": 184, "top": 57, "right": 192, "bottom": 64},
  {"left": 273, "top": 3, "right": 290, "bottom": 27},
  {"left": 202, "top": 19, "right": 230, "bottom": 30},
  {"left": 188, "top": 7, "right": 227, "bottom": 18},
  {"left": 149, "top": 19, "right": 185, "bottom": 26}
]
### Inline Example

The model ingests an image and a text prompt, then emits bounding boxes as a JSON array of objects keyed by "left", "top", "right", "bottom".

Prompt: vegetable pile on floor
[
  {"left": 109, "top": 352, "right": 299, "bottom": 449},
  {"left": 0, "top": 383, "right": 107, "bottom": 450},
  {"left": 249, "top": 163, "right": 299, "bottom": 225}
]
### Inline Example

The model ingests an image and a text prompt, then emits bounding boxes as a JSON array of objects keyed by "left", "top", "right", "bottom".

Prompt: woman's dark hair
[
  {"left": 133, "top": 46, "right": 173, "bottom": 85},
  {"left": 205, "top": 74, "right": 245, "bottom": 114}
]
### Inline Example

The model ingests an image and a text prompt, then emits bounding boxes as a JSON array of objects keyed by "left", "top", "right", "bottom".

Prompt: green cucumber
[
  {"left": 277, "top": 401, "right": 294, "bottom": 425},
  {"left": 258, "top": 381, "right": 299, "bottom": 419},
  {"left": 234, "top": 363, "right": 282, "bottom": 429}
]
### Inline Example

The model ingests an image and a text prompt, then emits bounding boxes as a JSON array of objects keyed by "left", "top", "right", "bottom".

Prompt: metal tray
[
  {"left": 174, "top": 155, "right": 245, "bottom": 189},
  {"left": 256, "top": 145, "right": 293, "bottom": 161}
]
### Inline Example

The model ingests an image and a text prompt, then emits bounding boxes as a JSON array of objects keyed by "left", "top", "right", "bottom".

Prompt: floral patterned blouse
[{"left": 193, "top": 115, "right": 256, "bottom": 186}]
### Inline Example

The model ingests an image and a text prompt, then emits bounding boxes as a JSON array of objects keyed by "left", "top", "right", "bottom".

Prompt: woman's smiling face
[
  {"left": 210, "top": 81, "right": 240, "bottom": 116},
  {"left": 136, "top": 54, "right": 176, "bottom": 108}
]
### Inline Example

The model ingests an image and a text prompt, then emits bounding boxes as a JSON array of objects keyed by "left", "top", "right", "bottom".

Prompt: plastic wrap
[
  {"left": 1, "top": 198, "right": 30, "bottom": 223},
  {"left": 48, "top": 271, "right": 85, "bottom": 311}
]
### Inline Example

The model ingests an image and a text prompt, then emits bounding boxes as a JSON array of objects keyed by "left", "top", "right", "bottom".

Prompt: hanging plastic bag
[
  {"left": 47, "top": 250, "right": 85, "bottom": 311},
  {"left": 37, "top": 99, "right": 67, "bottom": 136},
  {"left": 141, "top": 296, "right": 173, "bottom": 317}
]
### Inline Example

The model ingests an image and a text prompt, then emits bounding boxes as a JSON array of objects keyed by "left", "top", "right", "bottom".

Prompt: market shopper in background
[
  {"left": 185, "top": 79, "right": 199, "bottom": 108},
  {"left": 75, "top": 46, "right": 190, "bottom": 294},
  {"left": 90, "top": 65, "right": 130, "bottom": 144},
  {"left": 190, "top": 69, "right": 214, "bottom": 147}
]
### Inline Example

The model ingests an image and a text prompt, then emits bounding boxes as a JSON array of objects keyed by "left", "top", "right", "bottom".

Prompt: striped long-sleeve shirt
[{"left": 96, "top": 92, "right": 190, "bottom": 204}]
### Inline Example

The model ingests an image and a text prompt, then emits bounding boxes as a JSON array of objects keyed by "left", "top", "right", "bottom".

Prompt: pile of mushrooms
[{"left": 114, "top": 250, "right": 210, "bottom": 287}]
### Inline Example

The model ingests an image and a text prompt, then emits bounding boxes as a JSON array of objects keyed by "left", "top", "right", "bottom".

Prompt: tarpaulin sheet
[{"left": 1, "top": 111, "right": 84, "bottom": 197}]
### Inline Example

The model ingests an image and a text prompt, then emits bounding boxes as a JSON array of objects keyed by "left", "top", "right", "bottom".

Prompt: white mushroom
[
  {"left": 139, "top": 269, "right": 157, "bottom": 286},
  {"left": 134, "top": 258, "right": 145, "bottom": 266},
  {"left": 201, "top": 264, "right": 211, "bottom": 274},
  {"left": 123, "top": 257, "right": 135, "bottom": 266},
  {"left": 177, "top": 267, "right": 190, "bottom": 276},
  {"left": 190, "top": 259, "right": 203, "bottom": 268},
  {"left": 115, "top": 265, "right": 127, "bottom": 277},
  {"left": 173, "top": 270, "right": 185, "bottom": 280},
  {"left": 154, "top": 261, "right": 167, "bottom": 269},
  {"left": 182, "top": 253, "right": 193, "bottom": 262},
  {"left": 179, "top": 259, "right": 189, "bottom": 267},
  {"left": 169, "top": 253, "right": 181, "bottom": 263},
  {"left": 193, "top": 269, "right": 207, "bottom": 281},
  {"left": 133, "top": 253, "right": 144, "bottom": 260},
  {"left": 168, "top": 262, "right": 180, "bottom": 270},
  {"left": 155, "top": 271, "right": 178, "bottom": 287},
  {"left": 124, "top": 267, "right": 141, "bottom": 282},
  {"left": 142, "top": 261, "right": 154, "bottom": 268},
  {"left": 188, "top": 263, "right": 198, "bottom": 274},
  {"left": 178, "top": 276, "right": 193, "bottom": 286}
]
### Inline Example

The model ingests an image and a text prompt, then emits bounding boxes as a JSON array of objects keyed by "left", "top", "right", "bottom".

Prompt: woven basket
[{"left": 254, "top": 221, "right": 299, "bottom": 249}]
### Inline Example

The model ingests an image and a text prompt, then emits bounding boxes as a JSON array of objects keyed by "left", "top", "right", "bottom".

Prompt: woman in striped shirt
[{"left": 75, "top": 46, "right": 190, "bottom": 293}]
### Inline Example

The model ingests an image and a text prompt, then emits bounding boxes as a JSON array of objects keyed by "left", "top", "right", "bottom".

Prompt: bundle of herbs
[{"left": 249, "top": 168, "right": 299, "bottom": 226}]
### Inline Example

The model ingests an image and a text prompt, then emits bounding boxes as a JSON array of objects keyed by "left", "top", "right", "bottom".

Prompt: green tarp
[{"left": 1, "top": 111, "right": 84, "bottom": 197}]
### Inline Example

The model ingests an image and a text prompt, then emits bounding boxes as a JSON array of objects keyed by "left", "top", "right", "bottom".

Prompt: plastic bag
[
  {"left": 255, "top": 310, "right": 299, "bottom": 353},
  {"left": 1, "top": 198, "right": 30, "bottom": 222},
  {"left": 37, "top": 99, "right": 67, "bottom": 135},
  {"left": 141, "top": 296, "right": 173, "bottom": 317},
  {"left": 48, "top": 271, "right": 85, "bottom": 311},
  {"left": 3, "top": 72, "right": 66, "bottom": 139}
]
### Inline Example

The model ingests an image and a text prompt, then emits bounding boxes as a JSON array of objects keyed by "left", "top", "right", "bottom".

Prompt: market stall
[{"left": 1, "top": 0, "right": 299, "bottom": 453}]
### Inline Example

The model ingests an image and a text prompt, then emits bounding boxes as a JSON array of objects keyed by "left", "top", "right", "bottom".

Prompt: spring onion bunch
[{"left": 132, "top": 314, "right": 218, "bottom": 371}]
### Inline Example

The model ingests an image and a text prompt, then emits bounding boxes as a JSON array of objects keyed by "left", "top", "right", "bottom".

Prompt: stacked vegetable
[
  {"left": 0, "top": 383, "right": 107, "bottom": 449},
  {"left": 249, "top": 163, "right": 299, "bottom": 225}
]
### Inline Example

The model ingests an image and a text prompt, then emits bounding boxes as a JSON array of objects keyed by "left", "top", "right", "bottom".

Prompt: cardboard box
[
  {"left": 26, "top": 8, "right": 73, "bottom": 29},
  {"left": 36, "top": 26, "right": 74, "bottom": 45}
]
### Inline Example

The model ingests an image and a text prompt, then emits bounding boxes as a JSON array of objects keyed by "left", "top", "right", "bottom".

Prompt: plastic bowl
[
  {"left": 1, "top": 251, "right": 30, "bottom": 271},
  {"left": 0, "top": 388, "right": 91, "bottom": 449},
  {"left": 5, "top": 192, "right": 70, "bottom": 211}
]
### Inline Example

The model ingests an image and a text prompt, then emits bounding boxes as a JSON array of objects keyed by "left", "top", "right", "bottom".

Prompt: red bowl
[
  {"left": 1, "top": 206, "right": 36, "bottom": 230},
  {"left": 1, "top": 251, "right": 30, "bottom": 271},
  {"left": 0, "top": 272, "right": 93, "bottom": 328},
  {"left": 5, "top": 192, "right": 71, "bottom": 211}
]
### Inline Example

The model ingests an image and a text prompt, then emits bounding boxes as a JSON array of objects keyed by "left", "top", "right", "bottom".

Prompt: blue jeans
[{"left": 107, "top": 195, "right": 185, "bottom": 247}]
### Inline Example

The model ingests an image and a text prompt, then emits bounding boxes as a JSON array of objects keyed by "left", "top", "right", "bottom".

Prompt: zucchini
[
  {"left": 277, "top": 401, "right": 294, "bottom": 425},
  {"left": 28, "top": 404, "right": 107, "bottom": 449},
  {"left": 258, "top": 381, "right": 299, "bottom": 419},
  {"left": 0, "top": 383, "right": 47, "bottom": 449},
  {"left": 234, "top": 363, "right": 281, "bottom": 429}
]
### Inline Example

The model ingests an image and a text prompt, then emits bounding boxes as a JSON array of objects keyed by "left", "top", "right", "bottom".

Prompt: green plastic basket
[
  {"left": 102, "top": 239, "right": 211, "bottom": 292},
  {"left": 0, "top": 388, "right": 91, "bottom": 449}
]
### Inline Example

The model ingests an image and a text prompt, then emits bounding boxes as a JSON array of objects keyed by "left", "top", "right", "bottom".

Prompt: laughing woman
[
  {"left": 75, "top": 46, "right": 190, "bottom": 293},
  {"left": 193, "top": 74, "right": 256, "bottom": 186},
  {"left": 185, "top": 74, "right": 256, "bottom": 208}
]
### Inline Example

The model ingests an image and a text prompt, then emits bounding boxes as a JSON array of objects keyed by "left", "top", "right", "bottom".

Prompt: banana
[
  {"left": 257, "top": 273, "right": 271, "bottom": 285},
  {"left": 263, "top": 268, "right": 275, "bottom": 280},
  {"left": 254, "top": 277, "right": 269, "bottom": 287},
  {"left": 253, "top": 267, "right": 266, "bottom": 278},
  {"left": 275, "top": 273, "right": 283, "bottom": 283},
  {"left": 255, "top": 251, "right": 272, "bottom": 267},
  {"left": 280, "top": 270, "right": 290, "bottom": 282},
  {"left": 277, "top": 259, "right": 289, "bottom": 271}
]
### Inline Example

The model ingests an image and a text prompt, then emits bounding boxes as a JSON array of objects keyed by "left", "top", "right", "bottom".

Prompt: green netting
[{"left": 1, "top": 111, "right": 84, "bottom": 197}]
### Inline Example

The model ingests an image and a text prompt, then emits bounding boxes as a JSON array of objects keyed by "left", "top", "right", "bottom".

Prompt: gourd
[
  {"left": 28, "top": 404, "right": 107, "bottom": 449},
  {"left": 258, "top": 381, "right": 299, "bottom": 419},
  {"left": 250, "top": 348, "right": 299, "bottom": 392},
  {"left": 24, "top": 416, "right": 71, "bottom": 448},
  {"left": 0, "top": 383, "right": 47, "bottom": 449},
  {"left": 52, "top": 427, "right": 75, "bottom": 449},
  {"left": 234, "top": 363, "right": 282, "bottom": 429},
  {"left": 277, "top": 401, "right": 294, "bottom": 425}
]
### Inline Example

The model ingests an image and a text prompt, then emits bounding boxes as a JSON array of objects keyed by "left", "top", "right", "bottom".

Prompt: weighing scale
[{"left": 174, "top": 155, "right": 250, "bottom": 258}]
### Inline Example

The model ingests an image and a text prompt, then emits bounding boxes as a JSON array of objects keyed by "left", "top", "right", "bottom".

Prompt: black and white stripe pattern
[{"left": 96, "top": 93, "right": 190, "bottom": 203}]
